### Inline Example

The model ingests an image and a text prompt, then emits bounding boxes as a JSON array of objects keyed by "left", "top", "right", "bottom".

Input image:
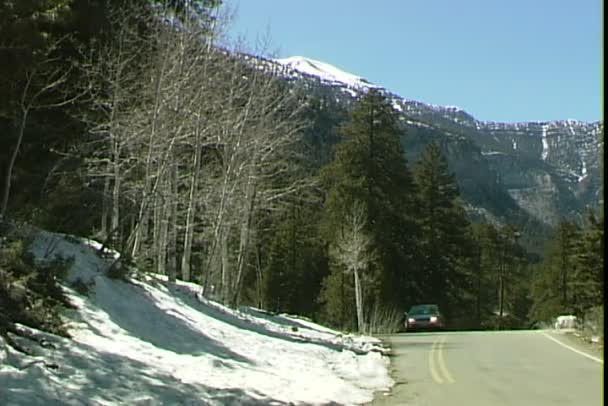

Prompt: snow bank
[
  {"left": 554, "top": 315, "right": 578, "bottom": 330},
  {"left": 0, "top": 231, "right": 393, "bottom": 405}
]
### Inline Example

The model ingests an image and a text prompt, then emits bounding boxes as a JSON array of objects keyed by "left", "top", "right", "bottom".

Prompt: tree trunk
[
  {"left": 354, "top": 267, "right": 365, "bottom": 333},
  {"left": 498, "top": 274, "right": 505, "bottom": 329},
  {"left": 1, "top": 109, "right": 28, "bottom": 220},
  {"left": 255, "top": 244, "right": 264, "bottom": 309},
  {"left": 153, "top": 192, "right": 166, "bottom": 275},
  {"left": 167, "top": 166, "right": 178, "bottom": 283},
  {"left": 231, "top": 180, "right": 257, "bottom": 307},
  {"left": 111, "top": 159, "right": 121, "bottom": 247},
  {"left": 220, "top": 230, "right": 230, "bottom": 303},
  {"left": 128, "top": 44, "right": 168, "bottom": 259},
  {"left": 100, "top": 176, "right": 110, "bottom": 240},
  {"left": 181, "top": 138, "right": 201, "bottom": 281}
]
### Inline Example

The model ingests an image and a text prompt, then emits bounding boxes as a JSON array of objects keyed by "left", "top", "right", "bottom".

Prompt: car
[{"left": 404, "top": 304, "right": 445, "bottom": 332}]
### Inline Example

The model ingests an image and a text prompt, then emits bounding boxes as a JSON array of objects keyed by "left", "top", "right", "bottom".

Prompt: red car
[{"left": 404, "top": 304, "right": 445, "bottom": 331}]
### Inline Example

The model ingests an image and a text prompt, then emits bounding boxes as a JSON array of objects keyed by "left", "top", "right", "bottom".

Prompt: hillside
[
  {"left": 265, "top": 56, "right": 603, "bottom": 245},
  {"left": 0, "top": 231, "right": 392, "bottom": 405}
]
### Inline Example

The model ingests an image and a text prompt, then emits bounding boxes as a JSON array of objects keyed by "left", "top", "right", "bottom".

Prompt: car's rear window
[{"left": 408, "top": 305, "right": 438, "bottom": 314}]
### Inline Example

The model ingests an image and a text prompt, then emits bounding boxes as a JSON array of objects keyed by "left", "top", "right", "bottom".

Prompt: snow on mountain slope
[
  {"left": 269, "top": 54, "right": 602, "bottom": 228},
  {"left": 0, "top": 231, "right": 392, "bottom": 405},
  {"left": 275, "top": 56, "right": 380, "bottom": 90}
]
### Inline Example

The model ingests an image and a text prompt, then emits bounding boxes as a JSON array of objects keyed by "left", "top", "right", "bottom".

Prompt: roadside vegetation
[
  {"left": 0, "top": 224, "right": 74, "bottom": 352},
  {"left": 0, "top": 0, "right": 603, "bottom": 351}
]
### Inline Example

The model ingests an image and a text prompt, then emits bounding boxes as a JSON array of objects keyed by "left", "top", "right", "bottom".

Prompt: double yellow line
[{"left": 429, "top": 336, "right": 455, "bottom": 384}]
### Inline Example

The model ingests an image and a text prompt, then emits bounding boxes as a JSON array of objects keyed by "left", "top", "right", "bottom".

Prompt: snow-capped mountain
[
  {"left": 267, "top": 55, "right": 603, "bottom": 241},
  {"left": 275, "top": 56, "right": 379, "bottom": 91}
]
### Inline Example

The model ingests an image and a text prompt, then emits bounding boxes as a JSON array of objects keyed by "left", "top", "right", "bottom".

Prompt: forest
[{"left": 0, "top": 1, "right": 603, "bottom": 346}]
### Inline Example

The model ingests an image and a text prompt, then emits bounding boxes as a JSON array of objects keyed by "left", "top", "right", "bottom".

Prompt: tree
[
  {"left": 79, "top": 0, "right": 225, "bottom": 281},
  {"left": 80, "top": 1, "right": 154, "bottom": 246},
  {"left": 330, "top": 200, "right": 373, "bottom": 333},
  {"left": 320, "top": 89, "right": 419, "bottom": 328},
  {"left": 413, "top": 142, "right": 474, "bottom": 319},
  {"left": 193, "top": 52, "right": 309, "bottom": 306},
  {"left": 261, "top": 195, "right": 328, "bottom": 316},
  {"left": 470, "top": 223, "right": 499, "bottom": 327},
  {"left": 571, "top": 212, "right": 604, "bottom": 317},
  {"left": 0, "top": 0, "right": 74, "bottom": 221},
  {"left": 0, "top": 0, "right": 150, "bottom": 229},
  {"left": 529, "top": 220, "right": 580, "bottom": 322},
  {"left": 529, "top": 212, "right": 603, "bottom": 324}
]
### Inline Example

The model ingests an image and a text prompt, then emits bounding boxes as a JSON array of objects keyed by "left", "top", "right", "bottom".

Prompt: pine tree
[
  {"left": 528, "top": 208, "right": 604, "bottom": 325},
  {"left": 470, "top": 223, "right": 501, "bottom": 327},
  {"left": 319, "top": 89, "right": 419, "bottom": 329},
  {"left": 262, "top": 198, "right": 329, "bottom": 317},
  {"left": 529, "top": 220, "right": 580, "bottom": 322},
  {"left": 413, "top": 142, "right": 473, "bottom": 319},
  {"left": 0, "top": 0, "right": 153, "bottom": 227},
  {"left": 472, "top": 223, "right": 530, "bottom": 329},
  {"left": 571, "top": 212, "right": 604, "bottom": 317},
  {"left": 0, "top": 0, "right": 74, "bottom": 221}
]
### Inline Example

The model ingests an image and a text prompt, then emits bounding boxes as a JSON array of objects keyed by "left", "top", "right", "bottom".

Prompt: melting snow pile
[{"left": 0, "top": 231, "right": 392, "bottom": 405}]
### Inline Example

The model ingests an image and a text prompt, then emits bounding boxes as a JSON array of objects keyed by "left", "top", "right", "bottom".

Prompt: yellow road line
[
  {"left": 429, "top": 339, "right": 444, "bottom": 384},
  {"left": 437, "top": 337, "right": 456, "bottom": 383},
  {"left": 429, "top": 337, "right": 456, "bottom": 384}
]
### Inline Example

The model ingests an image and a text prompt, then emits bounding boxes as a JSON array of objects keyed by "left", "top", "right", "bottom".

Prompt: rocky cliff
[{"left": 257, "top": 56, "right": 603, "bottom": 243}]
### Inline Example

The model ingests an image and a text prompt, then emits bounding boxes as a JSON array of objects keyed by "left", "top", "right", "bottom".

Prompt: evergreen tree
[
  {"left": 318, "top": 264, "right": 357, "bottom": 331},
  {"left": 319, "top": 89, "right": 419, "bottom": 329},
  {"left": 0, "top": 0, "right": 73, "bottom": 221},
  {"left": 470, "top": 223, "right": 500, "bottom": 327},
  {"left": 261, "top": 198, "right": 329, "bottom": 317},
  {"left": 473, "top": 223, "right": 530, "bottom": 329},
  {"left": 529, "top": 211, "right": 603, "bottom": 324},
  {"left": 0, "top": 0, "right": 153, "bottom": 230},
  {"left": 571, "top": 212, "right": 604, "bottom": 317},
  {"left": 300, "top": 89, "right": 349, "bottom": 166},
  {"left": 413, "top": 142, "right": 473, "bottom": 320},
  {"left": 529, "top": 220, "right": 580, "bottom": 322}
]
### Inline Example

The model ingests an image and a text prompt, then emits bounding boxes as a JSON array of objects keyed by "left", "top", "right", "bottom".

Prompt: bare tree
[
  {"left": 330, "top": 201, "right": 373, "bottom": 333},
  {"left": 78, "top": 2, "right": 313, "bottom": 303},
  {"left": 80, "top": 6, "right": 151, "bottom": 245},
  {"left": 1, "top": 38, "right": 80, "bottom": 220},
  {"left": 192, "top": 49, "right": 311, "bottom": 305}
]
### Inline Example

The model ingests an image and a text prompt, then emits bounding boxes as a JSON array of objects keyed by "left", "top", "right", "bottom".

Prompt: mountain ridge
[
  {"left": 274, "top": 55, "right": 600, "bottom": 127},
  {"left": 256, "top": 54, "right": 603, "bottom": 242}
]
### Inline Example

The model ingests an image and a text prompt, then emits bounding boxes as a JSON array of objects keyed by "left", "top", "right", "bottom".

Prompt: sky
[
  {"left": 226, "top": 0, "right": 603, "bottom": 123},
  {"left": 0, "top": 230, "right": 391, "bottom": 405}
]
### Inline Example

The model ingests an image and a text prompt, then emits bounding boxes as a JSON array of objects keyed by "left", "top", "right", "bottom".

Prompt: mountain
[{"left": 262, "top": 56, "right": 602, "bottom": 247}]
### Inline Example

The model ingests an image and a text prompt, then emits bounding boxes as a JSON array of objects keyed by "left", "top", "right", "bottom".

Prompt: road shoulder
[{"left": 542, "top": 329, "right": 603, "bottom": 363}]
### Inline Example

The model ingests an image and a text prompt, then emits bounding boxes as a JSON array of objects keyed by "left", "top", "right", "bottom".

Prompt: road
[{"left": 369, "top": 330, "right": 603, "bottom": 406}]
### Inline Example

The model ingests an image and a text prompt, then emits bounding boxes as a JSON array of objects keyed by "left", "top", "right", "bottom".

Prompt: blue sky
[{"left": 226, "top": 0, "right": 602, "bottom": 123}]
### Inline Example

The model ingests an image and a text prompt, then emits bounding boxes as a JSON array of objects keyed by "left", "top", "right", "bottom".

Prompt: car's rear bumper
[{"left": 406, "top": 321, "right": 443, "bottom": 331}]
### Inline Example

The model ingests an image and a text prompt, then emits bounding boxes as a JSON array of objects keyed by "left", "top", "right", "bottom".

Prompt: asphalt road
[{"left": 368, "top": 330, "right": 603, "bottom": 406}]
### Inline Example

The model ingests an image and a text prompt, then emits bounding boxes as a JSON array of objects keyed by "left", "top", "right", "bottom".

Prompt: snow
[
  {"left": 1, "top": 231, "right": 393, "bottom": 405},
  {"left": 392, "top": 100, "right": 403, "bottom": 112},
  {"left": 541, "top": 124, "right": 549, "bottom": 160},
  {"left": 275, "top": 56, "right": 380, "bottom": 90},
  {"left": 554, "top": 315, "right": 578, "bottom": 330},
  {"left": 481, "top": 151, "right": 506, "bottom": 156},
  {"left": 579, "top": 160, "right": 588, "bottom": 182}
]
